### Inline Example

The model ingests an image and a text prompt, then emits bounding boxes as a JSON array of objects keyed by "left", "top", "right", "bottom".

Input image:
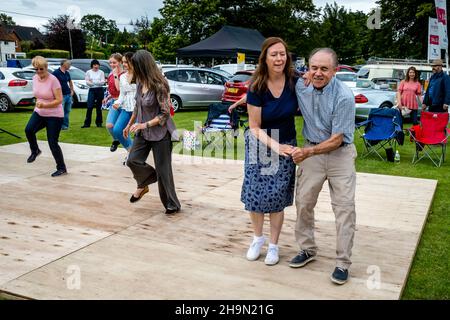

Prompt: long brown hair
[
  {"left": 405, "top": 66, "right": 419, "bottom": 82},
  {"left": 251, "top": 37, "right": 295, "bottom": 94},
  {"left": 131, "top": 50, "right": 169, "bottom": 95}
]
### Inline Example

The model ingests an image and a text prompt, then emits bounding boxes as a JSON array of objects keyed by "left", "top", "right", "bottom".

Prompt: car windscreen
[
  {"left": 336, "top": 73, "right": 357, "bottom": 82},
  {"left": 356, "top": 67, "right": 369, "bottom": 79},
  {"left": 69, "top": 68, "right": 86, "bottom": 80},
  {"left": 12, "top": 70, "right": 35, "bottom": 80},
  {"left": 229, "top": 73, "right": 252, "bottom": 83}
]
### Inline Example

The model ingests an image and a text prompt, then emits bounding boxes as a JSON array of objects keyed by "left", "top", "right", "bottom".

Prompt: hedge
[
  {"left": 28, "top": 49, "right": 70, "bottom": 58},
  {"left": 85, "top": 50, "right": 106, "bottom": 59}
]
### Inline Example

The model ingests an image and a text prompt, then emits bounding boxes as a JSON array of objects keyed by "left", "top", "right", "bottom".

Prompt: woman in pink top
[
  {"left": 397, "top": 66, "right": 422, "bottom": 125},
  {"left": 25, "top": 56, "right": 67, "bottom": 177}
]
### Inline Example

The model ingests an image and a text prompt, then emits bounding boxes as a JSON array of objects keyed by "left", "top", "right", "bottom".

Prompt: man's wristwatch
[{"left": 146, "top": 121, "right": 151, "bottom": 129}]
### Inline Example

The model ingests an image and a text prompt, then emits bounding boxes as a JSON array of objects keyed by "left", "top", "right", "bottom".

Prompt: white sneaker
[
  {"left": 246, "top": 236, "right": 266, "bottom": 261},
  {"left": 264, "top": 244, "right": 279, "bottom": 266}
]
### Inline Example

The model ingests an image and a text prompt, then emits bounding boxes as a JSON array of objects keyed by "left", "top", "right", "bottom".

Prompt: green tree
[
  {"left": 131, "top": 15, "right": 153, "bottom": 49},
  {"left": 313, "top": 2, "right": 370, "bottom": 64},
  {"left": 367, "top": 0, "right": 434, "bottom": 59},
  {"left": 0, "top": 13, "right": 16, "bottom": 26},
  {"left": 150, "top": 0, "right": 318, "bottom": 62},
  {"left": 80, "top": 14, "right": 118, "bottom": 45}
]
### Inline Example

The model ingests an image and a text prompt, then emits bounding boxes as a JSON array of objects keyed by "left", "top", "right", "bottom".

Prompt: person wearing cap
[{"left": 422, "top": 59, "right": 450, "bottom": 113}]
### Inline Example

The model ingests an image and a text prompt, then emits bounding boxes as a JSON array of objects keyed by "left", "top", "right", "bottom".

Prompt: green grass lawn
[{"left": 0, "top": 107, "right": 449, "bottom": 299}]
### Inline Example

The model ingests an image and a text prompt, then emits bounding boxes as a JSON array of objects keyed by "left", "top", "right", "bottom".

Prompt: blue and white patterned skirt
[{"left": 240, "top": 131, "right": 297, "bottom": 214}]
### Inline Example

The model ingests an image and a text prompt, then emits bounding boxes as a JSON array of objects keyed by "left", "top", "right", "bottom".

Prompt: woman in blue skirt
[{"left": 241, "top": 37, "right": 299, "bottom": 266}]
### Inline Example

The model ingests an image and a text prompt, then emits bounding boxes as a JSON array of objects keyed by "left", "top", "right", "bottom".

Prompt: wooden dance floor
[{"left": 0, "top": 142, "right": 436, "bottom": 299}]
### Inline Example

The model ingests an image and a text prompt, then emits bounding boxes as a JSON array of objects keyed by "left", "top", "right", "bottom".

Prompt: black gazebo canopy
[{"left": 177, "top": 26, "right": 265, "bottom": 58}]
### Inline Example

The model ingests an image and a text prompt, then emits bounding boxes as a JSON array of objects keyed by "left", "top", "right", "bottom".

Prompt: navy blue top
[
  {"left": 423, "top": 71, "right": 450, "bottom": 107},
  {"left": 52, "top": 68, "right": 72, "bottom": 96},
  {"left": 247, "top": 77, "right": 298, "bottom": 143}
]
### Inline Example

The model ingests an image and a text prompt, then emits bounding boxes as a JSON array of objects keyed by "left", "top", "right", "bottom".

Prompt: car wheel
[
  {"left": 379, "top": 102, "right": 393, "bottom": 109},
  {"left": 0, "top": 94, "right": 12, "bottom": 112},
  {"left": 170, "top": 95, "right": 182, "bottom": 112}
]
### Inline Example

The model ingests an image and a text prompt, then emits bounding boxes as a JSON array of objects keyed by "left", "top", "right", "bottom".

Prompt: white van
[{"left": 356, "top": 58, "right": 437, "bottom": 89}]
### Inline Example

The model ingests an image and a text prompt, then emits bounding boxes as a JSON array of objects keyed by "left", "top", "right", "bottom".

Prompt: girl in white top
[{"left": 110, "top": 52, "right": 136, "bottom": 162}]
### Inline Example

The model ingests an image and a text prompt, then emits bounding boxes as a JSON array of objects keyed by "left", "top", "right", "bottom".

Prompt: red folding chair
[{"left": 408, "top": 111, "right": 449, "bottom": 167}]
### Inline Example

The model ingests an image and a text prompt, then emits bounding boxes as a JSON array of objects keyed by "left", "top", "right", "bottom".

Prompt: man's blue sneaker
[
  {"left": 331, "top": 267, "right": 349, "bottom": 285},
  {"left": 289, "top": 250, "right": 316, "bottom": 268}
]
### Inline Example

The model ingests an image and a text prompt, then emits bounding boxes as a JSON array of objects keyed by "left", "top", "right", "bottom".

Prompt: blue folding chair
[{"left": 356, "top": 108, "right": 403, "bottom": 161}]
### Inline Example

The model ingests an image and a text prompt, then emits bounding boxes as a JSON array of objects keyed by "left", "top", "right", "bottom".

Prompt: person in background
[
  {"left": 397, "top": 66, "right": 422, "bottom": 125},
  {"left": 52, "top": 59, "right": 74, "bottom": 130},
  {"left": 82, "top": 59, "right": 105, "bottom": 128},
  {"left": 104, "top": 53, "right": 124, "bottom": 152},
  {"left": 422, "top": 59, "right": 450, "bottom": 113},
  {"left": 241, "top": 37, "right": 299, "bottom": 266},
  {"left": 124, "top": 50, "right": 181, "bottom": 215},
  {"left": 111, "top": 52, "right": 135, "bottom": 164},
  {"left": 25, "top": 56, "right": 67, "bottom": 177}
]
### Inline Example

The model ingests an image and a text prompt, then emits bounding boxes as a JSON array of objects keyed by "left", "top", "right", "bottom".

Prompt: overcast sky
[{"left": 1, "top": 0, "right": 377, "bottom": 31}]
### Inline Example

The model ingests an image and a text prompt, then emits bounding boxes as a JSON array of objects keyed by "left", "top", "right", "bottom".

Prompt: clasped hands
[{"left": 278, "top": 144, "right": 314, "bottom": 164}]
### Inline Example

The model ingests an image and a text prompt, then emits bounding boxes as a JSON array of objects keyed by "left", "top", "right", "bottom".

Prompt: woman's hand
[
  {"left": 112, "top": 102, "right": 120, "bottom": 110},
  {"left": 277, "top": 144, "right": 295, "bottom": 157},
  {"left": 303, "top": 72, "right": 312, "bottom": 86},
  {"left": 130, "top": 122, "right": 147, "bottom": 133},
  {"left": 36, "top": 101, "right": 45, "bottom": 109},
  {"left": 228, "top": 104, "right": 236, "bottom": 113},
  {"left": 123, "top": 124, "right": 131, "bottom": 139}
]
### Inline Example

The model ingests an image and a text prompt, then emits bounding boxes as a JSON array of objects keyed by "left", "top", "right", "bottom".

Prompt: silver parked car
[
  {"left": 0, "top": 67, "right": 36, "bottom": 112},
  {"left": 163, "top": 67, "right": 230, "bottom": 111},
  {"left": 351, "top": 79, "right": 397, "bottom": 119}
]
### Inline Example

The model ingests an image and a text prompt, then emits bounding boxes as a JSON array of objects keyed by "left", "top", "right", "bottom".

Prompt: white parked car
[
  {"left": 0, "top": 67, "right": 35, "bottom": 112},
  {"left": 24, "top": 65, "right": 89, "bottom": 106},
  {"left": 336, "top": 71, "right": 357, "bottom": 88},
  {"left": 212, "top": 63, "right": 256, "bottom": 75}
]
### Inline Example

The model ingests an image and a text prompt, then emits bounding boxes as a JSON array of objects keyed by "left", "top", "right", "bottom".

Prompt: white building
[{"left": 0, "top": 28, "right": 16, "bottom": 64}]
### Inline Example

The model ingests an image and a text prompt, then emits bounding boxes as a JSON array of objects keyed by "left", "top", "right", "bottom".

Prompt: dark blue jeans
[
  {"left": 25, "top": 111, "right": 66, "bottom": 171},
  {"left": 410, "top": 109, "right": 419, "bottom": 125},
  {"left": 84, "top": 87, "right": 104, "bottom": 126}
]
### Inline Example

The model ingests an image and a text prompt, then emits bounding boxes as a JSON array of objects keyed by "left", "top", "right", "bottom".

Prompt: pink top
[
  {"left": 398, "top": 80, "right": 422, "bottom": 110},
  {"left": 33, "top": 73, "right": 63, "bottom": 117}
]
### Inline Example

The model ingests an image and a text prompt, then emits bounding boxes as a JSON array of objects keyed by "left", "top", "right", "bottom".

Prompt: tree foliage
[
  {"left": 367, "top": 0, "right": 434, "bottom": 59},
  {"left": 44, "top": 15, "right": 86, "bottom": 58},
  {"left": 39, "top": 0, "right": 443, "bottom": 64},
  {"left": 0, "top": 13, "right": 15, "bottom": 26}
]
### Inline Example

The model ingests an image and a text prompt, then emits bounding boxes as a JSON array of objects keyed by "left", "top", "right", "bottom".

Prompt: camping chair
[
  {"left": 356, "top": 107, "right": 403, "bottom": 161},
  {"left": 202, "top": 102, "right": 246, "bottom": 149},
  {"left": 408, "top": 111, "right": 449, "bottom": 167}
]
